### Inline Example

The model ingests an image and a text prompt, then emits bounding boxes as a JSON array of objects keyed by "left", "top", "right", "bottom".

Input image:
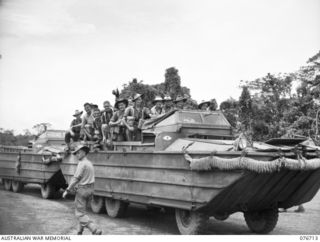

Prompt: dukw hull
[
  {"left": 61, "top": 150, "right": 320, "bottom": 212},
  {"left": 0, "top": 152, "right": 66, "bottom": 198}
]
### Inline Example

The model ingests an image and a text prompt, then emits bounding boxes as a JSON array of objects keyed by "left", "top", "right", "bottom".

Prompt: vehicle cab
[{"left": 113, "top": 110, "right": 234, "bottom": 152}]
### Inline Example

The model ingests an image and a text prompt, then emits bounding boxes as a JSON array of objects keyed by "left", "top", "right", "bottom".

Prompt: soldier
[
  {"left": 124, "top": 93, "right": 150, "bottom": 141},
  {"left": 150, "top": 96, "right": 163, "bottom": 118},
  {"left": 174, "top": 95, "right": 187, "bottom": 110},
  {"left": 198, "top": 100, "right": 211, "bottom": 111},
  {"left": 162, "top": 95, "right": 174, "bottom": 113},
  {"left": 123, "top": 116, "right": 136, "bottom": 141},
  {"left": 65, "top": 110, "right": 83, "bottom": 151},
  {"left": 81, "top": 103, "right": 95, "bottom": 141},
  {"left": 92, "top": 108, "right": 103, "bottom": 145},
  {"left": 62, "top": 145, "right": 102, "bottom": 235},
  {"left": 109, "top": 97, "right": 128, "bottom": 141},
  {"left": 101, "top": 101, "right": 113, "bottom": 144},
  {"left": 128, "top": 97, "right": 134, "bottom": 107}
]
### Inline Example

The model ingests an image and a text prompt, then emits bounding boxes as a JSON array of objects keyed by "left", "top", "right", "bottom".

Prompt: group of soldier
[{"left": 64, "top": 93, "right": 213, "bottom": 150}]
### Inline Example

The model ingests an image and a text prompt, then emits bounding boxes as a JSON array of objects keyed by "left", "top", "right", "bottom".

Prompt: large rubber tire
[
  {"left": 105, "top": 198, "right": 128, "bottom": 218},
  {"left": 213, "top": 213, "right": 229, "bottom": 221},
  {"left": 91, "top": 195, "right": 106, "bottom": 214},
  {"left": 12, "top": 181, "right": 24, "bottom": 193},
  {"left": 40, "top": 183, "right": 55, "bottom": 199},
  {"left": 175, "top": 209, "right": 208, "bottom": 235},
  {"left": 3, "top": 179, "right": 12, "bottom": 191},
  {"left": 244, "top": 209, "right": 279, "bottom": 234}
]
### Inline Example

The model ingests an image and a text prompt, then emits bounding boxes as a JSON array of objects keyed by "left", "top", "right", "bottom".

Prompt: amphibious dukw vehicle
[
  {"left": 61, "top": 110, "right": 320, "bottom": 234},
  {"left": 0, "top": 130, "right": 67, "bottom": 198},
  {"left": 1, "top": 110, "right": 320, "bottom": 234}
]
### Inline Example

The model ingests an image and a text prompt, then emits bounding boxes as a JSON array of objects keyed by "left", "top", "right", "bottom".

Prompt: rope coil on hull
[{"left": 184, "top": 153, "right": 320, "bottom": 173}]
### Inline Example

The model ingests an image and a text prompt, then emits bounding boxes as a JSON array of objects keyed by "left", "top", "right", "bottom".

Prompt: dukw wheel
[
  {"left": 213, "top": 212, "right": 229, "bottom": 221},
  {"left": 105, "top": 198, "right": 128, "bottom": 218},
  {"left": 244, "top": 209, "right": 278, "bottom": 234},
  {"left": 3, "top": 179, "right": 12, "bottom": 191},
  {"left": 40, "top": 183, "right": 55, "bottom": 199},
  {"left": 12, "top": 181, "right": 24, "bottom": 193},
  {"left": 91, "top": 195, "right": 105, "bottom": 214},
  {"left": 175, "top": 209, "right": 208, "bottom": 235}
]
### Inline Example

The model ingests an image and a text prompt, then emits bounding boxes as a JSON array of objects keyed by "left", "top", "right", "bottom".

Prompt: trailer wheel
[
  {"left": 175, "top": 209, "right": 208, "bottom": 235},
  {"left": 105, "top": 198, "right": 128, "bottom": 218},
  {"left": 3, "top": 179, "right": 12, "bottom": 191},
  {"left": 41, "top": 183, "right": 55, "bottom": 199},
  {"left": 244, "top": 209, "right": 278, "bottom": 234},
  {"left": 91, "top": 195, "right": 105, "bottom": 214},
  {"left": 12, "top": 181, "right": 24, "bottom": 193}
]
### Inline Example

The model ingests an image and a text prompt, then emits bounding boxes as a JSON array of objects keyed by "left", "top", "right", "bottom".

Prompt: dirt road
[{"left": 0, "top": 183, "right": 319, "bottom": 235}]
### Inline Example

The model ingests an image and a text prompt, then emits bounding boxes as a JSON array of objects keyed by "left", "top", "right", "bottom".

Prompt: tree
[
  {"left": 288, "top": 50, "right": 320, "bottom": 138},
  {"left": 238, "top": 86, "right": 253, "bottom": 130},
  {"left": 209, "top": 99, "right": 218, "bottom": 111},
  {"left": 120, "top": 78, "right": 160, "bottom": 108},
  {"left": 164, "top": 67, "right": 182, "bottom": 99},
  {"left": 0, "top": 128, "right": 35, "bottom": 146},
  {"left": 119, "top": 67, "right": 192, "bottom": 108},
  {"left": 219, "top": 97, "right": 239, "bottom": 127}
]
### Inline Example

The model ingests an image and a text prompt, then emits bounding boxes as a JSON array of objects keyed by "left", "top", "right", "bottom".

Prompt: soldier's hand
[{"left": 62, "top": 190, "right": 68, "bottom": 199}]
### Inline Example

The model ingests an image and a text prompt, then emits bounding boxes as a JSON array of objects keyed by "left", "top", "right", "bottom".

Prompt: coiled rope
[{"left": 184, "top": 152, "right": 320, "bottom": 173}]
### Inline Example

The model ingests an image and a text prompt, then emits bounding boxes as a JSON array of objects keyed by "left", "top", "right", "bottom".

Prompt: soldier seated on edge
[
  {"left": 123, "top": 116, "right": 136, "bottom": 141},
  {"left": 92, "top": 107, "right": 103, "bottom": 146},
  {"left": 109, "top": 97, "right": 128, "bottom": 142},
  {"left": 101, "top": 100, "right": 113, "bottom": 145},
  {"left": 124, "top": 93, "right": 150, "bottom": 141},
  {"left": 81, "top": 102, "right": 95, "bottom": 141},
  {"left": 65, "top": 110, "right": 83, "bottom": 151}
]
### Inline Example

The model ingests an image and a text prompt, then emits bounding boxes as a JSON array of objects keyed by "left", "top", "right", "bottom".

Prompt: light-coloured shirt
[
  {"left": 82, "top": 112, "right": 95, "bottom": 127},
  {"left": 71, "top": 157, "right": 95, "bottom": 187},
  {"left": 150, "top": 106, "right": 162, "bottom": 115}
]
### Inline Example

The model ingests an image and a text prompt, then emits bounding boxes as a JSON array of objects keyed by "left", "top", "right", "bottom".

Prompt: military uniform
[{"left": 65, "top": 146, "right": 101, "bottom": 235}]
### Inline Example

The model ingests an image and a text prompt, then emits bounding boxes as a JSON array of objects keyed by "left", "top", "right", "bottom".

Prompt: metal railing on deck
[{"left": 0, "top": 145, "right": 30, "bottom": 153}]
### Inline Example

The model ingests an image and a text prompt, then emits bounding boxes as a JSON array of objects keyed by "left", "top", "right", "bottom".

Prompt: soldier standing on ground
[{"left": 62, "top": 145, "right": 102, "bottom": 235}]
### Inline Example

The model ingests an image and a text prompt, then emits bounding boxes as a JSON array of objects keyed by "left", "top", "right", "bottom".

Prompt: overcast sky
[{"left": 0, "top": 0, "right": 319, "bottom": 134}]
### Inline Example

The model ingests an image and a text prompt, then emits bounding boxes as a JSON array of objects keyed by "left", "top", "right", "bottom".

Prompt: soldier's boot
[
  {"left": 77, "top": 225, "right": 84, "bottom": 235},
  {"left": 87, "top": 222, "right": 102, "bottom": 235},
  {"left": 279, "top": 208, "right": 287, "bottom": 213},
  {"left": 294, "top": 205, "right": 305, "bottom": 213}
]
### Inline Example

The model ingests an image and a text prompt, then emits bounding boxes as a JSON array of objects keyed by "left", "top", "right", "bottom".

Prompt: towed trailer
[{"left": 60, "top": 110, "right": 320, "bottom": 234}]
